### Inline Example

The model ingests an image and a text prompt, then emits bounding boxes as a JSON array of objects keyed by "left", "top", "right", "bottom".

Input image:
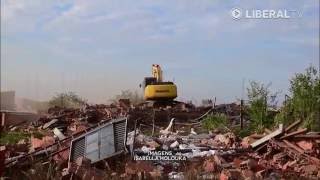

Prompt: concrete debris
[
  {"left": 168, "top": 172, "right": 184, "bottom": 180},
  {"left": 190, "top": 128, "right": 197, "bottom": 135},
  {"left": 170, "top": 141, "right": 179, "bottom": 148},
  {"left": 53, "top": 127, "right": 66, "bottom": 140}
]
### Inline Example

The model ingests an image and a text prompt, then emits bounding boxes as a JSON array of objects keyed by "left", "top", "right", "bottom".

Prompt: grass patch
[
  {"left": 0, "top": 131, "right": 30, "bottom": 145},
  {"left": 202, "top": 113, "right": 228, "bottom": 131},
  {"left": 232, "top": 126, "right": 252, "bottom": 138}
]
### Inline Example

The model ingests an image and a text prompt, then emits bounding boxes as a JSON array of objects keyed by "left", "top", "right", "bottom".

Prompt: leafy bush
[
  {"left": 278, "top": 66, "right": 320, "bottom": 130},
  {"left": 247, "top": 81, "right": 278, "bottom": 133},
  {"left": 48, "top": 92, "right": 86, "bottom": 108},
  {"left": 202, "top": 113, "right": 228, "bottom": 131},
  {"left": 0, "top": 131, "right": 29, "bottom": 145},
  {"left": 111, "top": 90, "right": 144, "bottom": 105}
]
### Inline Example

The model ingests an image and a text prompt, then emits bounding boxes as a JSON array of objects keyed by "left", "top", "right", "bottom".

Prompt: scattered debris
[{"left": 2, "top": 102, "right": 320, "bottom": 179}]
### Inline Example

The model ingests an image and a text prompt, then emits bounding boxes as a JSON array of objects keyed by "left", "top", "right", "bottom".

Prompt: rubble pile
[
  {"left": 1, "top": 103, "right": 129, "bottom": 169},
  {"left": 1, "top": 102, "right": 320, "bottom": 179},
  {"left": 43, "top": 104, "right": 128, "bottom": 134},
  {"left": 246, "top": 120, "right": 320, "bottom": 179},
  {"left": 121, "top": 120, "right": 320, "bottom": 179}
]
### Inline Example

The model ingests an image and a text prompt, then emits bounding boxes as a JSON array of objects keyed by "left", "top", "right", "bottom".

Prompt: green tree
[
  {"left": 48, "top": 92, "right": 87, "bottom": 108},
  {"left": 247, "top": 81, "right": 278, "bottom": 133},
  {"left": 277, "top": 66, "right": 320, "bottom": 130}
]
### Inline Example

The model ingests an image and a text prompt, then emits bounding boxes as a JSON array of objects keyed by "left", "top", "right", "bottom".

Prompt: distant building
[{"left": 0, "top": 91, "right": 16, "bottom": 110}]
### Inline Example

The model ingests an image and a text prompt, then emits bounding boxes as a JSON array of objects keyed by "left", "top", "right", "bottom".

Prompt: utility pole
[
  {"left": 240, "top": 99, "right": 244, "bottom": 129},
  {"left": 240, "top": 78, "right": 245, "bottom": 129},
  {"left": 318, "top": 56, "right": 320, "bottom": 130}
]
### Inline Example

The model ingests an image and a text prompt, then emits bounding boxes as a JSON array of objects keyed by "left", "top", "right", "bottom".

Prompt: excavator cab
[{"left": 142, "top": 77, "right": 157, "bottom": 89}]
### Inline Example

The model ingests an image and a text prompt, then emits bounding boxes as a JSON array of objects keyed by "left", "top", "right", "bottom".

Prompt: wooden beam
[
  {"left": 293, "top": 134, "right": 320, "bottom": 139},
  {"left": 285, "top": 119, "right": 302, "bottom": 132},
  {"left": 280, "top": 128, "right": 307, "bottom": 140},
  {"left": 250, "top": 124, "right": 284, "bottom": 148}
]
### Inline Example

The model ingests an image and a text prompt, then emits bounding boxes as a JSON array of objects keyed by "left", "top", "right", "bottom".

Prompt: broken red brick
[
  {"left": 202, "top": 159, "right": 216, "bottom": 172},
  {"left": 240, "top": 159, "right": 257, "bottom": 171},
  {"left": 53, "top": 147, "right": 69, "bottom": 163},
  {"left": 220, "top": 170, "right": 229, "bottom": 180},
  {"left": 233, "top": 158, "right": 242, "bottom": 169},
  {"left": 296, "top": 140, "right": 313, "bottom": 151},
  {"left": 31, "top": 136, "right": 55, "bottom": 150}
]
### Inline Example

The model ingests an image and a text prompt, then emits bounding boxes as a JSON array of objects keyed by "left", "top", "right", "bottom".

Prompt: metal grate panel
[
  {"left": 70, "top": 137, "right": 85, "bottom": 162},
  {"left": 69, "top": 117, "right": 127, "bottom": 164},
  {"left": 114, "top": 121, "right": 126, "bottom": 151}
]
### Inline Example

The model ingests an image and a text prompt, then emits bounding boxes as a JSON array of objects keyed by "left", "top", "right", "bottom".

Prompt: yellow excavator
[{"left": 142, "top": 64, "right": 177, "bottom": 101}]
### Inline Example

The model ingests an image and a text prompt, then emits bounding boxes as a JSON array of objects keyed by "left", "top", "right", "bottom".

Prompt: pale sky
[{"left": 1, "top": 0, "right": 319, "bottom": 103}]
